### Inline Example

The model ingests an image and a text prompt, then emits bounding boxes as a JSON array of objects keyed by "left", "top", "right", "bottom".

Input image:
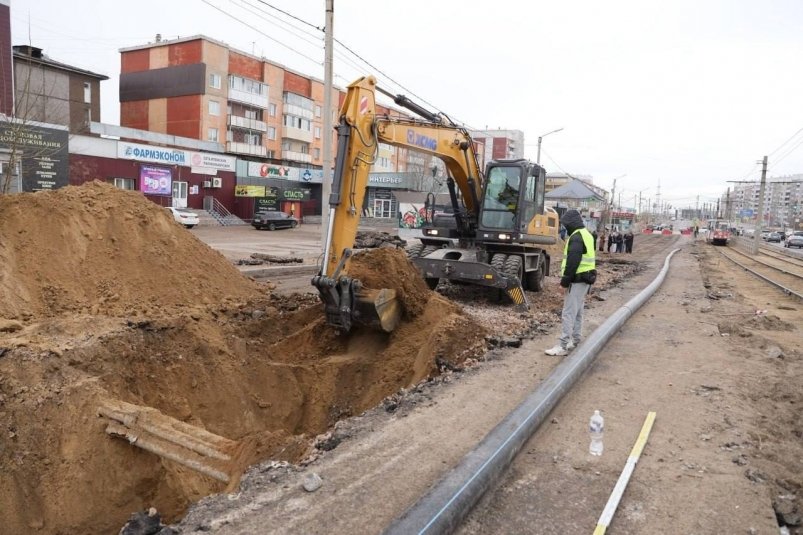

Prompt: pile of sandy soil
[
  {"left": 0, "top": 181, "right": 258, "bottom": 320},
  {"left": 0, "top": 185, "right": 488, "bottom": 535}
]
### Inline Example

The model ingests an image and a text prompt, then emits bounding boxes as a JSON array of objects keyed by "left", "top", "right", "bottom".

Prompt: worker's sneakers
[{"left": 545, "top": 345, "right": 568, "bottom": 356}]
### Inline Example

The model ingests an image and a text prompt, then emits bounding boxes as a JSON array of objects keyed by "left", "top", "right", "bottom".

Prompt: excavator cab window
[{"left": 480, "top": 165, "right": 521, "bottom": 229}]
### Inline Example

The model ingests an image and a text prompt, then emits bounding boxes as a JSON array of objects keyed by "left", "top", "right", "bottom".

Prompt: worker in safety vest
[{"left": 545, "top": 209, "right": 597, "bottom": 356}]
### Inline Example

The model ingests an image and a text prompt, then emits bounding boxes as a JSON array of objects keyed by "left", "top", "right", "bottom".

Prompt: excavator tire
[
  {"left": 525, "top": 254, "right": 545, "bottom": 292},
  {"left": 490, "top": 253, "right": 507, "bottom": 272},
  {"left": 503, "top": 255, "right": 524, "bottom": 283},
  {"left": 420, "top": 245, "right": 439, "bottom": 257},
  {"left": 419, "top": 246, "right": 440, "bottom": 289},
  {"left": 405, "top": 243, "right": 425, "bottom": 258}
]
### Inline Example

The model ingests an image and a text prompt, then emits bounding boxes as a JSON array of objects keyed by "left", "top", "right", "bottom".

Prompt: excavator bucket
[
  {"left": 313, "top": 272, "right": 402, "bottom": 333},
  {"left": 352, "top": 287, "right": 402, "bottom": 332}
]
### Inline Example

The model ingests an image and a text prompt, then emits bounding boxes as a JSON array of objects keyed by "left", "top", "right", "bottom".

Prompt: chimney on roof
[
  {"left": 13, "top": 45, "right": 43, "bottom": 59},
  {"left": 155, "top": 33, "right": 162, "bottom": 43}
]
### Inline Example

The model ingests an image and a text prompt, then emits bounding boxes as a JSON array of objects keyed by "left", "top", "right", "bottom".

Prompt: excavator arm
[{"left": 312, "top": 76, "right": 485, "bottom": 332}]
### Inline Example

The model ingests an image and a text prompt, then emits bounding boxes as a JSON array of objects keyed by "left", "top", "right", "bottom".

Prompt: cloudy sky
[{"left": 9, "top": 0, "right": 803, "bottom": 210}]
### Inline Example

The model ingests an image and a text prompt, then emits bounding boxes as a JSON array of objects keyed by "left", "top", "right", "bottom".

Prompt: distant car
[
  {"left": 760, "top": 231, "right": 771, "bottom": 240},
  {"left": 252, "top": 211, "right": 299, "bottom": 230},
  {"left": 785, "top": 232, "right": 803, "bottom": 249},
  {"left": 767, "top": 232, "right": 783, "bottom": 243},
  {"left": 166, "top": 207, "right": 199, "bottom": 229}
]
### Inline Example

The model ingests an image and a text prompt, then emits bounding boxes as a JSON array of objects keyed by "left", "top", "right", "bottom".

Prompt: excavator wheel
[
  {"left": 405, "top": 243, "right": 425, "bottom": 258},
  {"left": 525, "top": 254, "right": 546, "bottom": 292},
  {"left": 490, "top": 253, "right": 507, "bottom": 272},
  {"left": 503, "top": 255, "right": 524, "bottom": 283},
  {"left": 420, "top": 245, "right": 439, "bottom": 257}
]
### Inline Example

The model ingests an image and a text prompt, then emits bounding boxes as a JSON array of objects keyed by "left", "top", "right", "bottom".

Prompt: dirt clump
[
  {"left": 0, "top": 181, "right": 257, "bottom": 320},
  {"left": 0, "top": 182, "right": 488, "bottom": 534},
  {"left": 347, "top": 248, "right": 432, "bottom": 318}
]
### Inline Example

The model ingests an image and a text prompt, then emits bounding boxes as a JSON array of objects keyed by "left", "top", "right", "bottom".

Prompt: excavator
[{"left": 312, "top": 76, "right": 559, "bottom": 333}]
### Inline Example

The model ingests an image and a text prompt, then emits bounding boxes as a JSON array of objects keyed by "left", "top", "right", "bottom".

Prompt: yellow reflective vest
[{"left": 560, "top": 228, "right": 596, "bottom": 276}]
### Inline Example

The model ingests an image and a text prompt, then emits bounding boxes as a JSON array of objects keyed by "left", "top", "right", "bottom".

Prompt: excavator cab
[{"left": 478, "top": 160, "right": 547, "bottom": 237}]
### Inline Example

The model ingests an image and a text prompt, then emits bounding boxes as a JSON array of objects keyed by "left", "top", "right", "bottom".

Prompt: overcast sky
[{"left": 9, "top": 0, "right": 803, "bottom": 209}]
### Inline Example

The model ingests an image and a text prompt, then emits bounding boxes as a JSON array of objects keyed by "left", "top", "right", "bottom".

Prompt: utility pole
[
  {"left": 752, "top": 155, "right": 768, "bottom": 255},
  {"left": 321, "top": 0, "right": 335, "bottom": 246},
  {"left": 607, "top": 177, "right": 617, "bottom": 230}
]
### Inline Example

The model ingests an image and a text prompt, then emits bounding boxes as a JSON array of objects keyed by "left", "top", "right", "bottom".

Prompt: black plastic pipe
[{"left": 383, "top": 248, "right": 681, "bottom": 535}]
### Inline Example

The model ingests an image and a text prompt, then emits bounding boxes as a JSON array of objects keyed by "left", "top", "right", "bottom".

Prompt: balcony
[
  {"left": 283, "top": 102, "right": 313, "bottom": 120},
  {"left": 282, "top": 150, "right": 312, "bottom": 163},
  {"left": 282, "top": 125, "right": 313, "bottom": 143},
  {"left": 228, "top": 88, "right": 268, "bottom": 109},
  {"left": 227, "top": 115, "right": 267, "bottom": 132},
  {"left": 227, "top": 141, "right": 267, "bottom": 157}
]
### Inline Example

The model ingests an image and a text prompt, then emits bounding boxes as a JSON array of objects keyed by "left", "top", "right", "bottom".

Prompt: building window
[
  {"left": 314, "top": 148, "right": 321, "bottom": 160},
  {"left": 269, "top": 103, "right": 277, "bottom": 117},
  {"left": 266, "top": 150, "right": 275, "bottom": 159},
  {"left": 283, "top": 92, "right": 313, "bottom": 111},
  {"left": 314, "top": 104, "right": 322, "bottom": 117},
  {"left": 209, "top": 73, "right": 221, "bottom": 89},
  {"left": 83, "top": 82, "right": 91, "bottom": 103},
  {"left": 209, "top": 100, "right": 220, "bottom": 116},
  {"left": 85, "top": 108, "right": 91, "bottom": 126},
  {"left": 112, "top": 178, "right": 134, "bottom": 190},
  {"left": 267, "top": 126, "right": 276, "bottom": 140},
  {"left": 208, "top": 127, "right": 218, "bottom": 142},
  {"left": 314, "top": 126, "right": 321, "bottom": 139},
  {"left": 283, "top": 114, "right": 311, "bottom": 131}
]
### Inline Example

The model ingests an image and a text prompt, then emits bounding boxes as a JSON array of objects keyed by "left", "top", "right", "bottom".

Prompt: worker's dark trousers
[{"left": 559, "top": 282, "right": 590, "bottom": 348}]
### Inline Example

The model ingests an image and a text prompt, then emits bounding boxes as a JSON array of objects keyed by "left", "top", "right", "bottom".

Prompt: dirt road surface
[{"left": 173, "top": 235, "right": 801, "bottom": 534}]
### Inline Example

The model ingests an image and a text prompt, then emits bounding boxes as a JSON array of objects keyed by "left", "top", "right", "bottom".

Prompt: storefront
[
  {"left": 234, "top": 161, "right": 322, "bottom": 221},
  {"left": 69, "top": 135, "right": 236, "bottom": 210}
]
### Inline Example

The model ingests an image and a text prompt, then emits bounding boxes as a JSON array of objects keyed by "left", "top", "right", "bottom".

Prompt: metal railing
[{"left": 203, "top": 196, "right": 246, "bottom": 226}]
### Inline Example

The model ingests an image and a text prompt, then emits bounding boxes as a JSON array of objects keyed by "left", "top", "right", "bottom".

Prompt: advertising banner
[
  {"left": 140, "top": 165, "right": 173, "bottom": 195},
  {"left": 254, "top": 187, "right": 281, "bottom": 212},
  {"left": 118, "top": 141, "right": 235, "bottom": 171},
  {"left": 0, "top": 121, "right": 69, "bottom": 191},
  {"left": 245, "top": 161, "right": 324, "bottom": 183},
  {"left": 235, "top": 185, "right": 266, "bottom": 197}
]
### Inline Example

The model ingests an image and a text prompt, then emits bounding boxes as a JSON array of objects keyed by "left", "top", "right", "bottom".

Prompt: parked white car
[{"left": 166, "top": 207, "right": 199, "bottom": 229}]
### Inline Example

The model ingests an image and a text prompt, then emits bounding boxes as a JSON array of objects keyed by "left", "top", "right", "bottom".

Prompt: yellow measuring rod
[{"left": 593, "top": 411, "right": 657, "bottom": 535}]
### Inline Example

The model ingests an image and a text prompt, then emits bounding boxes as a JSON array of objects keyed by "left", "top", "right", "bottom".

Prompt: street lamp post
[{"left": 536, "top": 127, "right": 564, "bottom": 165}]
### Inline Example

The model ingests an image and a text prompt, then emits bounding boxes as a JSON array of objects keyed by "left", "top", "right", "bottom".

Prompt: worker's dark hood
[{"left": 560, "top": 209, "right": 585, "bottom": 234}]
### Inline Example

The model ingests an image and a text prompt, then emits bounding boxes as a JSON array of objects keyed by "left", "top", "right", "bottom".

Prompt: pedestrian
[
  {"left": 607, "top": 231, "right": 614, "bottom": 253},
  {"left": 545, "top": 209, "right": 597, "bottom": 356},
  {"left": 616, "top": 231, "right": 624, "bottom": 253},
  {"left": 625, "top": 230, "right": 634, "bottom": 253},
  {"left": 598, "top": 229, "right": 607, "bottom": 252},
  {"left": 693, "top": 225, "right": 699, "bottom": 239}
]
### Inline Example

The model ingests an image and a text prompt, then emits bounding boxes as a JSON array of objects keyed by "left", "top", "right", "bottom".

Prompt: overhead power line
[{"left": 251, "top": 0, "right": 323, "bottom": 31}]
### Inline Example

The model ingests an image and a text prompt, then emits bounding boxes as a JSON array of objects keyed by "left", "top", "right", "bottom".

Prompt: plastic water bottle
[{"left": 589, "top": 410, "right": 604, "bottom": 456}]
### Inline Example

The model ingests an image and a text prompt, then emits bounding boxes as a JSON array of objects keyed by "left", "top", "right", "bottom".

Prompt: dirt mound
[
  {"left": 0, "top": 181, "right": 258, "bottom": 320},
  {"left": 0, "top": 194, "right": 489, "bottom": 534},
  {"left": 347, "top": 248, "right": 432, "bottom": 317}
]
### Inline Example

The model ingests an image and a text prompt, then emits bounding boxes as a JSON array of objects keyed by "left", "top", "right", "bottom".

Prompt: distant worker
[
  {"left": 598, "top": 229, "right": 607, "bottom": 252},
  {"left": 693, "top": 225, "right": 699, "bottom": 239},
  {"left": 545, "top": 209, "right": 597, "bottom": 356},
  {"left": 624, "top": 230, "right": 634, "bottom": 253},
  {"left": 615, "top": 231, "right": 624, "bottom": 253}
]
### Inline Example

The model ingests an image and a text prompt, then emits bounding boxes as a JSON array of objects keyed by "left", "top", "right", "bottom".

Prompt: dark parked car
[
  {"left": 767, "top": 231, "right": 783, "bottom": 243},
  {"left": 252, "top": 211, "right": 299, "bottom": 230}
]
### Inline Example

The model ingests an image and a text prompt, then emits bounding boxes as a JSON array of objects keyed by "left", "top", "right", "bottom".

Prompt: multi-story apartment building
[
  {"left": 470, "top": 129, "right": 524, "bottom": 163},
  {"left": 727, "top": 175, "right": 803, "bottom": 229}
]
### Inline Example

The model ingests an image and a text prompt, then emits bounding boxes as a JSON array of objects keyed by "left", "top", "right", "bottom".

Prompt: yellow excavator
[{"left": 312, "top": 76, "right": 559, "bottom": 332}]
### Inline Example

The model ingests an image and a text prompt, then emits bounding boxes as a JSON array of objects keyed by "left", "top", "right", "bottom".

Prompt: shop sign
[
  {"left": 0, "top": 121, "right": 69, "bottom": 191},
  {"left": 254, "top": 187, "right": 281, "bottom": 212},
  {"left": 281, "top": 187, "right": 311, "bottom": 201},
  {"left": 368, "top": 172, "right": 416, "bottom": 189},
  {"left": 245, "top": 161, "right": 324, "bottom": 183},
  {"left": 118, "top": 141, "right": 235, "bottom": 171},
  {"left": 235, "top": 185, "right": 267, "bottom": 197}
]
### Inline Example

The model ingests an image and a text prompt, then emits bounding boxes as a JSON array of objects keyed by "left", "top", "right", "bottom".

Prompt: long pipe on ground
[{"left": 383, "top": 248, "right": 681, "bottom": 535}]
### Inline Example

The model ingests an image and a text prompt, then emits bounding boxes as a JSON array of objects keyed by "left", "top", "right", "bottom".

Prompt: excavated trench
[{"left": 0, "top": 183, "right": 487, "bottom": 534}]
